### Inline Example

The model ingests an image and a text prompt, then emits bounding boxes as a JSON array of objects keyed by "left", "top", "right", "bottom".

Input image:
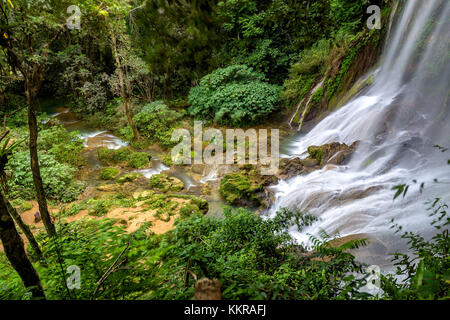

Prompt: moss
[
  {"left": 219, "top": 172, "right": 263, "bottom": 207},
  {"left": 97, "top": 147, "right": 151, "bottom": 168},
  {"left": 162, "top": 155, "right": 173, "bottom": 167},
  {"left": 307, "top": 146, "right": 324, "bottom": 164},
  {"left": 21, "top": 201, "right": 33, "bottom": 212},
  {"left": 179, "top": 203, "right": 202, "bottom": 218},
  {"left": 100, "top": 167, "right": 121, "bottom": 180},
  {"left": 116, "top": 173, "right": 143, "bottom": 184},
  {"left": 149, "top": 174, "right": 184, "bottom": 193},
  {"left": 128, "top": 152, "right": 151, "bottom": 169}
]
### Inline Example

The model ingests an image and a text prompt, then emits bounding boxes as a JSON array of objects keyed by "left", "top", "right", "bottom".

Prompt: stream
[{"left": 39, "top": 101, "right": 227, "bottom": 217}]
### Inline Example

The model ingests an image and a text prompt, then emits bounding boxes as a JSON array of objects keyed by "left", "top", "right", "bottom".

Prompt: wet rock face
[{"left": 278, "top": 141, "right": 359, "bottom": 180}]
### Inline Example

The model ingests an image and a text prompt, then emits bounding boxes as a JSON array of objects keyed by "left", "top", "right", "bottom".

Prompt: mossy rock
[
  {"left": 20, "top": 201, "right": 33, "bottom": 212},
  {"left": 128, "top": 152, "right": 151, "bottom": 169},
  {"left": 162, "top": 155, "right": 173, "bottom": 167},
  {"left": 149, "top": 173, "right": 184, "bottom": 193},
  {"left": 219, "top": 172, "right": 263, "bottom": 207},
  {"left": 307, "top": 146, "right": 324, "bottom": 164},
  {"left": 97, "top": 147, "right": 151, "bottom": 168},
  {"left": 100, "top": 167, "right": 121, "bottom": 180},
  {"left": 117, "top": 172, "right": 144, "bottom": 184}
]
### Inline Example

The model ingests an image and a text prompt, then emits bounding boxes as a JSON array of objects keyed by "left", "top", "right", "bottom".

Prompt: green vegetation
[
  {"left": 6, "top": 151, "right": 83, "bottom": 203},
  {"left": 131, "top": 101, "right": 185, "bottom": 149},
  {"left": 219, "top": 171, "right": 264, "bottom": 207},
  {"left": 149, "top": 174, "right": 184, "bottom": 193},
  {"left": 100, "top": 168, "right": 121, "bottom": 180},
  {"left": 1, "top": 0, "right": 447, "bottom": 304},
  {"left": 97, "top": 147, "right": 151, "bottom": 169},
  {"left": 188, "top": 65, "right": 281, "bottom": 126},
  {"left": 116, "top": 173, "right": 143, "bottom": 184}
]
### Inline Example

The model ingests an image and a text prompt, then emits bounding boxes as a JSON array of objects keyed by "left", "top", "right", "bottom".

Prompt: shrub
[
  {"left": 188, "top": 65, "right": 281, "bottom": 126},
  {"left": 133, "top": 101, "right": 185, "bottom": 149},
  {"left": 7, "top": 151, "right": 84, "bottom": 202},
  {"left": 38, "top": 125, "right": 85, "bottom": 167}
]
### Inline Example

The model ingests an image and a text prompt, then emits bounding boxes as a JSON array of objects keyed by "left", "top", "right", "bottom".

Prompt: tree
[
  {"left": 0, "top": 0, "right": 74, "bottom": 237},
  {"left": 99, "top": 2, "right": 141, "bottom": 141},
  {"left": 0, "top": 130, "right": 45, "bottom": 299}
]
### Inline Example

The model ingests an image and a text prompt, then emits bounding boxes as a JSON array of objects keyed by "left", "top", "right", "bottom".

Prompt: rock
[
  {"left": 219, "top": 170, "right": 278, "bottom": 208},
  {"left": 194, "top": 278, "right": 222, "bottom": 300},
  {"left": 308, "top": 141, "right": 359, "bottom": 165},
  {"left": 116, "top": 172, "right": 143, "bottom": 184},
  {"left": 149, "top": 173, "right": 184, "bottom": 192},
  {"left": 278, "top": 141, "right": 359, "bottom": 179},
  {"left": 99, "top": 167, "right": 120, "bottom": 180}
]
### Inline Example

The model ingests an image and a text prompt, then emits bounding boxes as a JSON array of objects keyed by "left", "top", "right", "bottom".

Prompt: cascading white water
[{"left": 270, "top": 0, "right": 450, "bottom": 259}]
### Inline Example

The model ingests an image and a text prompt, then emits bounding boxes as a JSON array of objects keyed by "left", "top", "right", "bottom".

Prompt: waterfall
[{"left": 270, "top": 0, "right": 450, "bottom": 258}]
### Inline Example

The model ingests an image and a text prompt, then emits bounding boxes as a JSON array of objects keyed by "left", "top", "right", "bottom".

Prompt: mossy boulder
[
  {"left": 128, "top": 152, "right": 151, "bottom": 169},
  {"left": 117, "top": 172, "right": 144, "bottom": 184},
  {"left": 149, "top": 173, "right": 184, "bottom": 193},
  {"left": 100, "top": 167, "right": 121, "bottom": 180},
  {"left": 219, "top": 171, "right": 264, "bottom": 207},
  {"left": 279, "top": 141, "right": 359, "bottom": 179},
  {"left": 97, "top": 147, "right": 151, "bottom": 169},
  {"left": 307, "top": 142, "right": 359, "bottom": 165}
]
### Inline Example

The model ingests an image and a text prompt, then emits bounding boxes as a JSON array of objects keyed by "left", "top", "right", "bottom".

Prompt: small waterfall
[{"left": 270, "top": 0, "right": 450, "bottom": 256}]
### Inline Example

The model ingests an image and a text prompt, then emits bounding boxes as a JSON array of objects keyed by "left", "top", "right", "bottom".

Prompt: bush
[
  {"left": 188, "top": 65, "right": 281, "bottom": 126},
  {"left": 133, "top": 101, "right": 185, "bottom": 149},
  {"left": 37, "top": 125, "right": 85, "bottom": 167},
  {"left": 381, "top": 199, "right": 450, "bottom": 300},
  {"left": 7, "top": 151, "right": 84, "bottom": 202}
]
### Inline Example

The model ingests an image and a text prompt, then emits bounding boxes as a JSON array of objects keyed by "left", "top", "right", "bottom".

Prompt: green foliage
[
  {"left": 164, "top": 207, "right": 368, "bottom": 300},
  {"left": 281, "top": 39, "right": 331, "bottom": 106},
  {"left": 132, "top": 101, "right": 185, "bottom": 149},
  {"left": 6, "top": 151, "right": 84, "bottom": 202},
  {"left": 100, "top": 167, "right": 120, "bottom": 180},
  {"left": 308, "top": 146, "right": 325, "bottom": 164},
  {"left": 38, "top": 125, "right": 85, "bottom": 167},
  {"left": 188, "top": 65, "right": 281, "bottom": 126},
  {"left": 330, "top": 0, "right": 368, "bottom": 33},
  {"left": 381, "top": 199, "right": 450, "bottom": 300},
  {"left": 97, "top": 147, "right": 151, "bottom": 169}
]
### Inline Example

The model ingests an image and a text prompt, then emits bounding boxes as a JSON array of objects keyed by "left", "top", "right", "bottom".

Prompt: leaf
[{"left": 392, "top": 184, "right": 406, "bottom": 200}]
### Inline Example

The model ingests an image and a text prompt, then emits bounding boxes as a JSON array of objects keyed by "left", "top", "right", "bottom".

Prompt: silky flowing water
[{"left": 269, "top": 0, "right": 450, "bottom": 266}]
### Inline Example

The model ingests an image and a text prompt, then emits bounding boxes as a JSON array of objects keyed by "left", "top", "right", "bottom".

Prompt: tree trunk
[
  {"left": 111, "top": 33, "right": 140, "bottom": 141},
  {"left": 5, "top": 198, "right": 43, "bottom": 261},
  {"left": 0, "top": 192, "right": 45, "bottom": 299},
  {"left": 25, "top": 84, "right": 56, "bottom": 238}
]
